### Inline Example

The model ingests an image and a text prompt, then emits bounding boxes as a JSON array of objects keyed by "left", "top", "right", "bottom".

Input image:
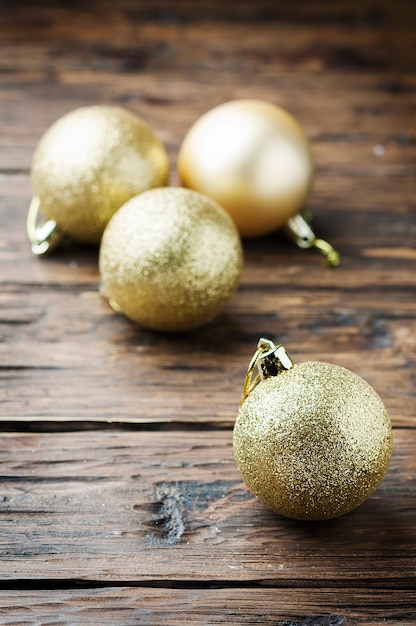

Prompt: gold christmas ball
[
  {"left": 99, "top": 187, "right": 243, "bottom": 332},
  {"left": 31, "top": 105, "right": 170, "bottom": 244},
  {"left": 234, "top": 361, "right": 393, "bottom": 520},
  {"left": 178, "top": 99, "right": 313, "bottom": 238}
]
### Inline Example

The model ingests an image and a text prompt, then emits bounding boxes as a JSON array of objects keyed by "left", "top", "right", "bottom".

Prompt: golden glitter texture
[
  {"left": 234, "top": 361, "right": 393, "bottom": 520},
  {"left": 99, "top": 187, "right": 243, "bottom": 332},
  {"left": 31, "top": 105, "right": 169, "bottom": 244},
  {"left": 178, "top": 99, "right": 313, "bottom": 238}
]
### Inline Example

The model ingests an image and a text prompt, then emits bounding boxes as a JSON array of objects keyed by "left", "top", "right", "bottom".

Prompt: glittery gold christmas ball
[
  {"left": 99, "top": 187, "right": 243, "bottom": 332},
  {"left": 178, "top": 99, "right": 313, "bottom": 238},
  {"left": 234, "top": 361, "right": 393, "bottom": 520},
  {"left": 31, "top": 105, "right": 169, "bottom": 244}
]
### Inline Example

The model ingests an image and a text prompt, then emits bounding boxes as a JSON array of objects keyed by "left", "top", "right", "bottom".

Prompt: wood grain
[
  {"left": 0, "top": 283, "right": 415, "bottom": 425},
  {"left": 0, "top": 0, "right": 415, "bottom": 622},
  {"left": 0, "top": 429, "right": 414, "bottom": 584},
  {"left": 0, "top": 588, "right": 415, "bottom": 625}
]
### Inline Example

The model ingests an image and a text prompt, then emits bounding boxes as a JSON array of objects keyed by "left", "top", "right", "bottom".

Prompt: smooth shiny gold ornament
[
  {"left": 28, "top": 105, "right": 169, "bottom": 253},
  {"left": 233, "top": 338, "right": 392, "bottom": 520},
  {"left": 178, "top": 99, "right": 339, "bottom": 265},
  {"left": 99, "top": 187, "right": 243, "bottom": 332}
]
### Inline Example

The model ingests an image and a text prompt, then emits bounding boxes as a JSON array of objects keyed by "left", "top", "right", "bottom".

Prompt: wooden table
[{"left": 1, "top": 1, "right": 415, "bottom": 623}]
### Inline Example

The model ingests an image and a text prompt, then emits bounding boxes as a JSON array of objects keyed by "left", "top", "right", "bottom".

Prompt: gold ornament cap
[
  {"left": 28, "top": 105, "right": 170, "bottom": 253},
  {"left": 178, "top": 99, "right": 339, "bottom": 265},
  {"left": 233, "top": 338, "right": 393, "bottom": 520},
  {"left": 99, "top": 187, "right": 243, "bottom": 332}
]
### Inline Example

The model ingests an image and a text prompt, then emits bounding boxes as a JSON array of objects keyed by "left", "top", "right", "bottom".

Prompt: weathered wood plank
[
  {"left": 0, "top": 283, "right": 414, "bottom": 425},
  {"left": 1, "top": 74, "right": 415, "bottom": 172},
  {"left": 0, "top": 429, "right": 413, "bottom": 583},
  {"left": 1, "top": 0, "right": 415, "bottom": 73},
  {"left": 0, "top": 587, "right": 415, "bottom": 625},
  {"left": 1, "top": 181, "right": 415, "bottom": 292}
]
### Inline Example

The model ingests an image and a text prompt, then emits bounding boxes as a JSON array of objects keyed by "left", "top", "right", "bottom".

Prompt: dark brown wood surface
[{"left": 0, "top": 0, "right": 415, "bottom": 623}]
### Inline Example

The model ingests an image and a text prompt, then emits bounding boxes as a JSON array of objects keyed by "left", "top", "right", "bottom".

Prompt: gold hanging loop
[
  {"left": 26, "top": 197, "right": 62, "bottom": 255},
  {"left": 286, "top": 213, "right": 340, "bottom": 267},
  {"left": 241, "top": 337, "right": 294, "bottom": 406}
]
